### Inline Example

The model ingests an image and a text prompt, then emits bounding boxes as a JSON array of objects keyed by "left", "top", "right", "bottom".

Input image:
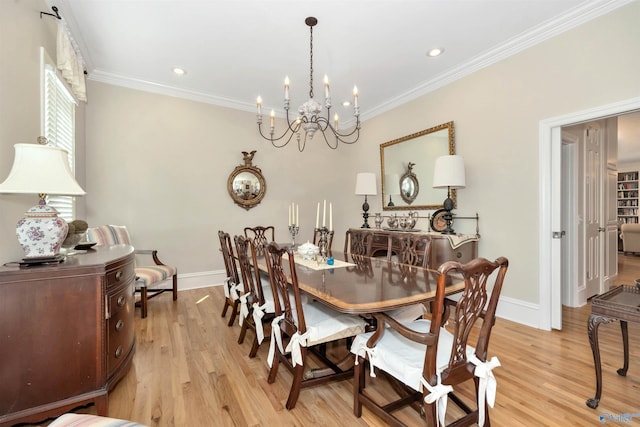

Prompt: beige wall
[{"left": 2, "top": 1, "right": 639, "bottom": 326}]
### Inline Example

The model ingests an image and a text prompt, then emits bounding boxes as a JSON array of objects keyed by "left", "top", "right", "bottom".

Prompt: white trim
[
  {"left": 539, "top": 97, "right": 640, "bottom": 331},
  {"left": 177, "top": 269, "right": 227, "bottom": 291}
]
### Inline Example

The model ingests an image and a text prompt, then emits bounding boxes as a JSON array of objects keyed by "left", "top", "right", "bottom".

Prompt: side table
[{"left": 586, "top": 285, "right": 640, "bottom": 409}]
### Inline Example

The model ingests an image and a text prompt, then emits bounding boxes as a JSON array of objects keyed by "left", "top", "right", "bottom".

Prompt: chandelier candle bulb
[
  {"left": 353, "top": 86, "right": 358, "bottom": 108},
  {"left": 284, "top": 76, "right": 290, "bottom": 101},
  {"left": 270, "top": 110, "right": 275, "bottom": 129},
  {"left": 256, "top": 96, "right": 262, "bottom": 119},
  {"left": 334, "top": 113, "right": 339, "bottom": 130},
  {"left": 324, "top": 75, "right": 330, "bottom": 99}
]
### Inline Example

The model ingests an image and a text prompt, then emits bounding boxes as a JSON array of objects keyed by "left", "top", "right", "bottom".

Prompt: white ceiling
[{"left": 51, "top": 0, "right": 638, "bottom": 158}]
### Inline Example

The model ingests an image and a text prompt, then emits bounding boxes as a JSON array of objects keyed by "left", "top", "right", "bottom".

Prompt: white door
[
  {"left": 603, "top": 118, "right": 619, "bottom": 290},
  {"left": 584, "top": 122, "right": 604, "bottom": 298}
]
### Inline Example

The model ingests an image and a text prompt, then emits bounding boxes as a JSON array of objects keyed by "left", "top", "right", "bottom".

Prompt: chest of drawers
[{"left": 0, "top": 245, "right": 136, "bottom": 426}]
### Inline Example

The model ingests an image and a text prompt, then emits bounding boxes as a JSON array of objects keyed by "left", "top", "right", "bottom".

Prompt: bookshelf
[{"left": 618, "top": 171, "right": 639, "bottom": 224}]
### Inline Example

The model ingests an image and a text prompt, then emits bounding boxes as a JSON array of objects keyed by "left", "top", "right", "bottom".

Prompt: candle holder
[
  {"left": 315, "top": 226, "right": 330, "bottom": 261},
  {"left": 288, "top": 224, "right": 299, "bottom": 249}
]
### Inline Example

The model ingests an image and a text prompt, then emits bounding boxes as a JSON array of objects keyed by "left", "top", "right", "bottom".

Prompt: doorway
[{"left": 539, "top": 97, "right": 640, "bottom": 331}]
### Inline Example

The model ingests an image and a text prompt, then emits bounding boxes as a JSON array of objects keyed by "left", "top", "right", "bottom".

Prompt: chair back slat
[
  {"left": 388, "top": 234, "right": 430, "bottom": 267},
  {"left": 235, "top": 235, "right": 267, "bottom": 305},
  {"left": 264, "top": 242, "right": 306, "bottom": 336},
  {"left": 244, "top": 226, "right": 275, "bottom": 252},
  {"left": 435, "top": 257, "right": 509, "bottom": 381},
  {"left": 344, "top": 229, "right": 374, "bottom": 258},
  {"left": 87, "top": 225, "right": 132, "bottom": 246}
]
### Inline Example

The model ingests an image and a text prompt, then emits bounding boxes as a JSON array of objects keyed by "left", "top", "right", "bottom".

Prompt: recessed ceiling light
[
  {"left": 427, "top": 48, "right": 444, "bottom": 57},
  {"left": 173, "top": 67, "right": 186, "bottom": 75}
]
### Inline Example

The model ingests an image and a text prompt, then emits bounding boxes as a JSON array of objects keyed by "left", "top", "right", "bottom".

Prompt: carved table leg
[
  {"left": 618, "top": 320, "right": 629, "bottom": 376},
  {"left": 586, "top": 313, "right": 616, "bottom": 409}
]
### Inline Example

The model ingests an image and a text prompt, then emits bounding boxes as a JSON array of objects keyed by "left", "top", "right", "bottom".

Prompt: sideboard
[
  {"left": 0, "top": 245, "right": 136, "bottom": 426},
  {"left": 349, "top": 228, "right": 479, "bottom": 268}
]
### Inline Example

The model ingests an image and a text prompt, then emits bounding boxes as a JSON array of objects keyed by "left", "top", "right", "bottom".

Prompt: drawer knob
[
  {"left": 456, "top": 251, "right": 462, "bottom": 259},
  {"left": 115, "top": 271, "right": 123, "bottom": 281},
  {"left": 115, "top": 345, "right": 123, "bottom": 358},
  {"left": 115, "top": 319, "right": 124, "bottom": 331},
  {"left": 117, "top": 295, "right": 126, "bottom": 307}
]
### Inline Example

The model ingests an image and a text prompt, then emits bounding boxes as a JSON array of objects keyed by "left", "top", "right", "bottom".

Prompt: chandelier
[{"left": 256, "top": 17, "right": 360, "bottom": 152}]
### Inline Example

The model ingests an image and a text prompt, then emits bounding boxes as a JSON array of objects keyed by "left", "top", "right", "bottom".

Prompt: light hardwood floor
[{"left": 40, "top": 254, "right": 640, "bottom": 426}]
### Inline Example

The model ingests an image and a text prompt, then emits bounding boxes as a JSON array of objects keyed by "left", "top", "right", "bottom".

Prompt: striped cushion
[
  {"left": 135, "top": 265, "right": 176, "bottom": 288},
  {"left": 49, "top": 413, "right": 147, "bottom": 427},
  {"left": 87, "top": 225, "right": 132, "bottom": 246}
]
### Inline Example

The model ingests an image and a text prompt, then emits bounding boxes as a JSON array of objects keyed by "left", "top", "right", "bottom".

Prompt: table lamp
[
  {"left": 0, "top": 141, "right": 86, "bottom": 260},
  {"left": 432, "top": 155, "right": 465, "bottom": 234},
  {"left": 385, "top": 174, "right": 400, "bottom": 206},
  {"left": 355, "top": 172, "right": 377, "bottom": 228}
]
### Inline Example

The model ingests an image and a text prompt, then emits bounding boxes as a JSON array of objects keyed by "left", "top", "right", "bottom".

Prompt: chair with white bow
[
  {"left": 351, "top": 256, "right": 508, "bottom": 427},
  {"left": 264, "top": 242, "right": 367, "bottom": 410},
  {"left": 234, "top": 235, "right": 275, "bottom": 358},
  {"left": 218, "top": 230, "right": 243, "bottom": 327}
]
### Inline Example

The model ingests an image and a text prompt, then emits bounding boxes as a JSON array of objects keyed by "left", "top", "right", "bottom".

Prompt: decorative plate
[{"left": 430, "top": 209, "right": 451, "bottom": 232}]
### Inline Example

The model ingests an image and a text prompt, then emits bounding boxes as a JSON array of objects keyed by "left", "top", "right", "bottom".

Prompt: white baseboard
[
  {"left": 495, "top": 295, "right": 544, "bottom": 329},
  {"left": 176, "top": 269, "right": 227, "bottom": 291}
]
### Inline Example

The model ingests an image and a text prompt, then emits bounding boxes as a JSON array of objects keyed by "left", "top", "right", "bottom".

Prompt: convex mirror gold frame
[
  {"left": 380, "top": 121, "right": 455, "bottom": 211},
  {"left": 228, "top": 150, "right": 266, "bottom": 210}
]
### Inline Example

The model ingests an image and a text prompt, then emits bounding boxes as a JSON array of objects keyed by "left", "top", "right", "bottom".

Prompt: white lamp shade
[
  {"left": 355, "top": 172, "right": 377, "bottom": 195},
  {"left": 0, "top": 143, "right": 85, "bottom": 196},
  {"left": 432, "top": 155, "right": 466, "bottom": 189},
  {"left": 385, "top": 174, "right": 400, "bottom": 195}
]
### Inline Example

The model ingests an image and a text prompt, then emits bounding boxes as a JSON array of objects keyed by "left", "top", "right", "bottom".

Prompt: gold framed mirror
[
  {"left": 227, "top": 150, "right": 266, "bottom": 210},
  {"left": 380, "top": 121, "right": 455, "bottom": 211}
]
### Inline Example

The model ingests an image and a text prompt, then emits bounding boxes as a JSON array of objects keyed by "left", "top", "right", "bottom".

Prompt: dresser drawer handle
[
  {"left": 117, "top": 295, "right": 126, "bottom": 307},
  {"left": 115, "top": 319, "right": 124, "bottom": 331},
  {"left": 456, "top": 252, "right": 462, "bottom": 259},
  {"left": 115, "top": 271, "right": 123, "bottom": 281},
  {"left": 115, "top": 345, "right": 123, "bottom": 358}
]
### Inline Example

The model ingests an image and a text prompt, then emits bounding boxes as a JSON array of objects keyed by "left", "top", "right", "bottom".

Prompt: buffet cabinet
[
  {"left": 350, "top": 228, "right": 479, "bottom": 268},
  {"left": 0, "top": 245, "right": 136, "bottom": 426}
]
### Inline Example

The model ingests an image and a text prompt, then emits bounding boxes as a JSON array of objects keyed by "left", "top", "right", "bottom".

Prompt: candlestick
[{"left": 288, "top": 224, "right": 299, "bottom": 249}]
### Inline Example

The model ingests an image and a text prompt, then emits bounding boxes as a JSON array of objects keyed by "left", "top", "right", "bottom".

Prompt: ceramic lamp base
[{"left": 16, "top": 203, "right": 68, "bottom": 258}]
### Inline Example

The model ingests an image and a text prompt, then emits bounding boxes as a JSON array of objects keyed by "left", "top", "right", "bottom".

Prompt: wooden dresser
[
  {"left": 349, "top": 228, "right": 479, "bottom": 268},
  {"left": 0, "top": 245, "right": 136, "bottom": 427}
]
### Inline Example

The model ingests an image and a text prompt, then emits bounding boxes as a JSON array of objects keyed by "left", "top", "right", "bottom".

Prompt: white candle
[
  {"left": 330, "top": 202, "right": 333, "bottom": 231},
  {"left": 334, "top": 113, "right": 339, "bottom": 130},
  {"left": 288, "top": 204, "right": 291, "bottom": 226},
  {"left": 296, "top": 204, "right": 299, "bottom": 226},
  {"left": 323, "top": 200, "right": 326, "bottom": 227},
  {"left": 256, "top": 96, "right": 262, "bottom": 116},
  {"left": 353, "top": 86, "right": 358, "bottom": 108},
  {"left": 270, "top": 110, "right": 275, "bottom": 129},
  {"left": 316, "top": 203, "right": 320, "bottom": 228}
]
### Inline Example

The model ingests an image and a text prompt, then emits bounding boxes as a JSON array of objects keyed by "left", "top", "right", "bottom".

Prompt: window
[{"left": 41, "top": 49, "right": 77, "bottom": 221}]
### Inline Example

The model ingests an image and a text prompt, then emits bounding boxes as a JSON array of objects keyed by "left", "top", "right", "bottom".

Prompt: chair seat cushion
[
  {"left": 303, "top": 302, "right": 367, "bottom": 346},
  {"left": 135, "top": 265, "right": 176, "bottom": 288},
  {"left": 384, "top": 303, "right": 427, "bottom": 324},
  {"left": 350, "top": 319, "right": 474, "bottom": 391},
  {"left": 49, "top": 413, "right": 147, "bottom": 427}
]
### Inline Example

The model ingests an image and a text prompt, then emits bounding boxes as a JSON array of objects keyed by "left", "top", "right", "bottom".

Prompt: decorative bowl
[{"left": 297, "top": 241, "right": 320, "bottom": 260}]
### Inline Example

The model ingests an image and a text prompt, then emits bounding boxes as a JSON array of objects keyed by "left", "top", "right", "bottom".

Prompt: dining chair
[
  {"left": 244, "top": 225, "right": 275, "bottom": 252},
  {"left": 234, "top": 235, "right": 275, "bottom": 358},
  {"left": 388, "top": 233, "right": 431, "bottom": 267},
  {"left": 263, "top": 242, "right": 367, "bottom": 410},
  {"left": 218, "top": 230, "right": 243, "bottom": 327},
  {"left": 343, "top": 229, "right": 374, "bottom": 258},
  {"left": 87, "top": 225, "right": 177, "bottom": 319},
  {"left": 313, "top": 228, "right": 334, "bottom": 257},
  {"left": 351, "top": 256, "right": 509, "bottom": 427}
]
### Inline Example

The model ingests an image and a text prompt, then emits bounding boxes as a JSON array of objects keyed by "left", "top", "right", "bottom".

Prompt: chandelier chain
[{"left": 308, "top": 25, "right": 314, "bottom": 99}]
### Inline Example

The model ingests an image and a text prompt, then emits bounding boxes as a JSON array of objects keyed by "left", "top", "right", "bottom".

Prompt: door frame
[{"left": 539, "top": 96, "right": 640, "bottom": 330}]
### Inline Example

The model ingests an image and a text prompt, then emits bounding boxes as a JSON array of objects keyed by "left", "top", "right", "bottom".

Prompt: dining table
[{"left": 257, "top": 251, "right": 465, "bottom": 315}]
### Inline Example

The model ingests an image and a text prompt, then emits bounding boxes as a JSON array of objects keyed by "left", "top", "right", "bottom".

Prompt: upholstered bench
[{"left": 49, "top": 413, "right": 147, "bottom": 427}]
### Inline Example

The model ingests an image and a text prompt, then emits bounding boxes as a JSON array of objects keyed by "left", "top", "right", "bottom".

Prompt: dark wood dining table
[{"left": 257, "top": 253, "right": 465, "bottom": 314}]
